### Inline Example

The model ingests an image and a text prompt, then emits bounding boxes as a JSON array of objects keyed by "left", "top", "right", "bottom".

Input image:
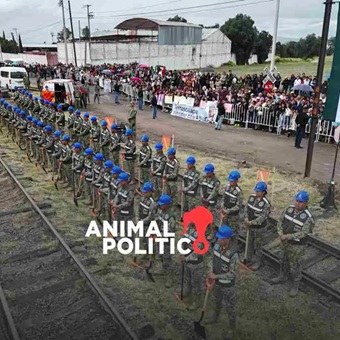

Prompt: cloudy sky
[{"left": 0, "top": 0, "right": 338, "bottom": 44}]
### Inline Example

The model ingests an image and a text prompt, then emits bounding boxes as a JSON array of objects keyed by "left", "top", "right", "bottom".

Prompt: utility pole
[
  {"left": 304, "top": 0, "right": 334, "bottom": 178},
  {"left": 270, "top": 0, "right": 280, "bottom": 71},
  {"left": 78, "top": 20, "right": 81, "bottom": 41},
  {"left": 51, "top": 32, "right": 55, "bottom": 44},
  {"left": 83, "top": 4, "right": 93, "bottom": 62},
  {"left": 68, "top": 0, "right": 78, "bottom": 67},
  {"left": 59, "top": 0, "right": 69, "bottom": 65}
]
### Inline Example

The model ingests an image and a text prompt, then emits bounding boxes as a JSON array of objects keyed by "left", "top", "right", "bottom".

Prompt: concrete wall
[
  {"left": 0, "top": 52, "right": 57, "bottom": 65},
  {"left": 58, "top": 31, "right": 234, "bottom": 70}
]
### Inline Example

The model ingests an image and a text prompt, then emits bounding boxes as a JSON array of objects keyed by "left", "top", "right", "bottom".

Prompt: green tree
[
  {"left": 18, "top": 34, "right": 23, "bottom": 53},
  {"left": 82, "top": 26, "right": 90, "bottom": 38},
  {"left": 327, "top": 36, "right": 335, "bottom": 55},
  {"left": 221, "top": 14, "right": 257, "bottom": 65},
  {"left": 199, "top": 23, "right": 220, "bottom": 28},
  {"left": 254, "top": 30, "right": 273, "bottom": 64},
  {"left": 57, "top": 27, "right": 71, "bottom": 42},
  {"left": 167, "top": 15, "right": 187, "bottom": 23},
  {"left": 0, "top": 37, "right": 18, "bottom": 53}
]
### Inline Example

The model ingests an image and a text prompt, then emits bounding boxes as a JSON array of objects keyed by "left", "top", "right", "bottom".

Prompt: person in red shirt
[{"left": 42, "top": 86, "right": 54, "bottom": 102}]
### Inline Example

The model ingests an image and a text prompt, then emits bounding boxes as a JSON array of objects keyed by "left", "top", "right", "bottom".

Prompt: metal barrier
[{"left": 121, "top": 83, "right": 335, "bottom": 143}]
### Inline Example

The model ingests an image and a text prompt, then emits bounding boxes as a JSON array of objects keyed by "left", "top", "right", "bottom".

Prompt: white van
[
  {"left": 43, "top": 79, "right": 75, "bottom": 108},
  {"left": 0, "top": 67, "right": 28, "bottom": 90}
]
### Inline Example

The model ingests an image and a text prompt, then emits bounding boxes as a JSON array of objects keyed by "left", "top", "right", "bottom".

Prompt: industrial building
[{"left": 57, "top": 17, "right": 236, "bottom": 69}]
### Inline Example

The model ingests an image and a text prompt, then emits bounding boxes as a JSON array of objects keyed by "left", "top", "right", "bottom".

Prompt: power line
[{"left": 20, "top": 21, "right": 63, "bottom": 36}]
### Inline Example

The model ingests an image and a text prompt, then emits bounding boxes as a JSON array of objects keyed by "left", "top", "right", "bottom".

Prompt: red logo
[{"left": 182, "top": 206, "right": 213, "bottom": 255}]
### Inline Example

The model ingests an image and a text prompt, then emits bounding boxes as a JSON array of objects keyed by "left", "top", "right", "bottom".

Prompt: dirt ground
[{"left": 2, "top": 91, "right": 340, "bottom": 339}]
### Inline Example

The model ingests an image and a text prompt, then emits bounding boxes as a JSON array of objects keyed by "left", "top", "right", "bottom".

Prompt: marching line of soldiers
[{"left": 0, "top": 89, "right": 316, "bottom": 339}]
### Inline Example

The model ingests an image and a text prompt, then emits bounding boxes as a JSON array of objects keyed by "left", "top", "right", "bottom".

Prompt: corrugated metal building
[{"left": 57, "top": 17, "right": 234, "bottom": 69}]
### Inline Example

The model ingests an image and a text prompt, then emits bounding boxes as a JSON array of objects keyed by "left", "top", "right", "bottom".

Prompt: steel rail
[{"left": 0, "top": 157, "right": 139, "bottom": 340}]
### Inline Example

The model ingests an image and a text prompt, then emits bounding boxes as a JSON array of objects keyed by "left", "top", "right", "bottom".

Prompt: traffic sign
[
  {"left": 263, "top": 67, "right": 277, "bottom": 83},
  {"left": 264, "top": 81, "right": 274, "bottom": 93}
]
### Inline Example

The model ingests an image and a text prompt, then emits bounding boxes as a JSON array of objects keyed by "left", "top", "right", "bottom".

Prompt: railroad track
[
  {"left": 237, "top": 218, "right": 340, "bottom": 304},
  {"left": 0, "top": 158, "right": 140, "bottom": 340}
]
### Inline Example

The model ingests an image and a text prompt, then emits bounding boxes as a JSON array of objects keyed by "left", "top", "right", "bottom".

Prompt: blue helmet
[
  {"left": 44, "top": 100, "right": 49, "bottom": 105},
  {"left": 186, "top": 156, "right": 196, "bottom": 165},
  {"left": 157, "top": 194, "right": 171, "bottom": 206},
  {"left": 28, "top": 93, "right": 33, "bottom": 98},
  {"left": 32, "top": 118, "right": 38, "bottom": 124},
  {"left": 57, "top": 104, "right": 63, "bottom": 109},
  {"left": 37, "top": 121, "right": 44, "bottom": 127},
  {"left": 68, "top": 106, "right": 74, "bottom": 112},
  {"left": 101, "top": 120, "right": 107, "bottom": 127},
  {"left": 34, "top": 97, "right": 38, "bottom": 101},
  {"left": 125, "top": 128, "right": 133, "bottom": 136},
  {"left": 45, "top": 125, "right": 52, "bottom": 132},
  {"left": 49, "top": 102, "right": 54, "bottom": 107},
  {"left": 104, "top": 160, "right": 114, "bottom": 168},
  {"left": 216, "top": 225, "right": 233, "bottom": 239},
  {"left": 155, "top": 142, "right": 163, "bottom": 151},
  {"left": 141, "top": 134, "right": 149, "bottom": 142},
  {"left": 254, "top": 181, "right": 267, "bottom": 192},
  {"left": 62, "top": 134, "right": 70, "bottom": 141},
  {"left": 295, "top": 191, "right": 309, "bottom": 203},
  {"left": 118, "top": 172, "right": 129, "bottom": 182},
  {"left": 141, "top": 182, "right": 153, "bottom": 193},
  {"left": 84, "top": 148, "right": 94, "bottom": 156},
  {"left": 39, "top": 98, "right": 44, "bottom": 103},
  {"left": 26, "top": 116, "right": 33, "bottom": 121},
  {"left": 228, "top": 170, "right": 241, "bottom": 182},
  {"left": 84, "top": 112, "right": 89, "bottom": 118},
  {"left": 75, "top": 109, "right": 81, "bottom": 115},
  {"left": 111, "top": 166, "right": 122, "bottom": 175},
  {"left": 167, "top": 147, "right": 176, "bottom": 156},
  {"left": 94, "top": 153, "right": 104, "bottom": 161},
  {"left": 111, "top": 123, "right": 118, "bottom": 129},
  {"left": 53, "top": 130, "right": 61, "bottom": 137},
  {"left": 73, "top": 142, "right": 82, "bottom": 149},
  {"left": 91, "top": 116, "right": 97, "bottom": 122},
  {"left": 20, "top": 110, "right": 26, "bottom": 116},
  {"left": 204, "top": 163, "right": 215, "bottom": 174}
]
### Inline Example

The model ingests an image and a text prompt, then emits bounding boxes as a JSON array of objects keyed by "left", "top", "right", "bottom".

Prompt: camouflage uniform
[
  {"left": 207, "top": 241, "right": 239, "bottom": 332},
  {"left": 163, "top": 157, "right": 180, "bottom": 218},
  {"left": 155, "top": 207, "right": 177, "bottom": 288},
  {"left": 244, "top": 194, "right": 271, "bottom": 265},
  {"left": 73, "top": 116, "right": 83, "bottom": 142},
  {"left": 72, "top": 151, "right": 85, "bottom": 194},
  {"left": 100, "top": 128, "right": 111, "bottom": 161},
  {"left": 182, "top": 166, "right": 200, "bottom": 212},
  {"left": 151, "top": 152, "right": 167, "bottom": 200},
  {"left": 92, "top": 163, "right": 105, "bottom": 209},
  {"left": 138, "top": 195, "right": 158, "bottom": 249},
  {"left": 99, "top": 171, "right": 112, "bottom": 221},
  {"left": 138, "top": 144, "right": 152, "bottom": 184},
  {"left": 181, "top": 225, "right": 205, "bottom": 302},
  {"left": 44, "top": 133, "right": 55, "bottom": 168},
  {"left": 79, "top": 119, "right": 91, "bottom": 149},
  {"left": 276, "top": 205, "right": 315, "bottom": 283},
  {"left": 109, "top": 131, "right": 121, "bottom": 166},
  {"left": 84, "top": 157, "right": 94, "bottom": 205},
  {"left": 199, "top": 175, "right": 220, "bottom": 240},
  {"left": 67, "top": 114, "right": 76, "bottom": 140},
  {"left": 74, "top": 88, "right": 82, "bottom": 109},
  {"left": 60, "top": 143, "right": 73, "bottom": 186},
  {"left": 55, "top": 109, "right": 66, "bottom": 134},
  {"left": 220, "top": 184, "right": 243, "bottom": 234},
  {"left": 113, "top": 183, "right": 135, "bottom": 232},
  {"left": 91, "top": 123, "right": 101, "bottom": 154},
  {"left": 123, "top": 138, "right": 137, "bottom": 180}
]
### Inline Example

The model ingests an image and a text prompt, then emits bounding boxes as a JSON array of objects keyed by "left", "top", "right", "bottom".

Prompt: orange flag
[
  {"left": 162, "top": 136, "right": 171, "bottom": 152},
  {"left": 256, "top": 169, "right": 270, "bottom": 183},
  {"left": 104, "top": 117, "right": 114, "bottom": 126}
]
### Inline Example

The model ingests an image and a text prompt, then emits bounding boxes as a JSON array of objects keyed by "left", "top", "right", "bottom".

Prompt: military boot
[
  {"left": 269, "top": 271, "right": 288, "bottom": 284},
  {"left": 225, "top": 319, "right": 236, "bottom": 339},
  {"left": 289, "top": 280, "right": 300, "bottom": 297},
  {"left": 204, "top": 309, "right": 220, "bottom": 325}
]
